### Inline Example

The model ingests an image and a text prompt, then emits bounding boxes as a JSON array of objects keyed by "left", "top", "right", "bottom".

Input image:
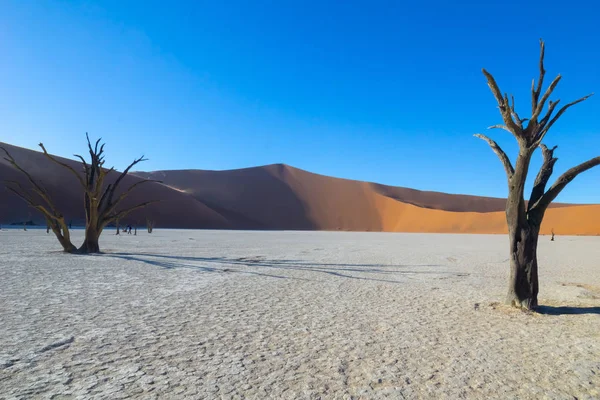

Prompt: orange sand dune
[
  {"left": 135, "top": 164, "right": 598, "bottom": 235},
  {"left": 1, "top": 142, "right": 599, "bottom": 234},
  {"left": 373, "top": 194, "right": 600, "bottom": 235}
]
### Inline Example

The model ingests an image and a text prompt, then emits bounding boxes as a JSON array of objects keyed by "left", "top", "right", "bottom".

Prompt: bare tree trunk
[
  {"left": 506, "top": 224, "right": 540, "bottom": 309},
  {"left": 80, "top": 226, "right": 101, "bottom": 253},
  {"left": 45, "top": 219, "right": 78, "bottom": 253},
  {"left": 116, "top": 219, "right": 120, "bottom": 235}
]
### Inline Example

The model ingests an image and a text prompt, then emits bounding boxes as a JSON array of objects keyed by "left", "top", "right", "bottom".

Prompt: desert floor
[{"left": 0, "top": 229, "right": 599, "bottom": 399}]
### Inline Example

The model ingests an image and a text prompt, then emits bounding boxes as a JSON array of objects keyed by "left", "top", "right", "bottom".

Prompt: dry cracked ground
[{"left": 1, "top": 229, "right": 599, "bottom": 399}]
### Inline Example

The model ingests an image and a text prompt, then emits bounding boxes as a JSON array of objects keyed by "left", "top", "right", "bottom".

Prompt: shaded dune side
[
  {"left": 136, "top": 164, "right": 599, "bottom": 234},
  {"left": 137, "top": 164, "right": 387, "bottom": 231},
  {"left": 134, "top": 165, "right": 316, "bottom": 230}
]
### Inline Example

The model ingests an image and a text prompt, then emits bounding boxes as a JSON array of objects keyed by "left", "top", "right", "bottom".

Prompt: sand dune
[
  {"left": 1, "top": 142, "right": 599, "bottom": 234},
  {"left": 134, "top": 164, "right": 599, "bottom": 235}
]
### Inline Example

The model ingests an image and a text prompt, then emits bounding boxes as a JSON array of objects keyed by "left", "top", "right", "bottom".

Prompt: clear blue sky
[{"left": 1, "top": 1, "right": 599, "bottom": 202}]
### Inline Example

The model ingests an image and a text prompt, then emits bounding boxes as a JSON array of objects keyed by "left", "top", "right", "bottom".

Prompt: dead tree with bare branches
[
  {"left": 1, "top": 134, "right": 158, "bottom": 253},
  {"left": 146, "top": 218, "right": 155, "bottom": 233},
  {"left": 476, "top": 40, "right": 598, "bottom": 310}
]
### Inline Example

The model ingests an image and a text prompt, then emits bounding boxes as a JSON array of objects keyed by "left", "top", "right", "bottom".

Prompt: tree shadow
[
  {"left": 536, "top": 305, "right": 600, "bottom": 315},
  {"left": 104, "top": 253, "right": 300, "bottom": 281},
  {"left": 105, "top": 252, "right": 458, "bottom": 284}
]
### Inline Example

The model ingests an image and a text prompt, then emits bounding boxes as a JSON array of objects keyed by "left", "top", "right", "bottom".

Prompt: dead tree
[
  {"left": 146, "top": 218, "right": 155, "bottom": 233},
  {"left": 477, "top": 39, "right": 598, "bottom": 310},
  {"left": 1, "top": 134, "right": 158, "bottom": 253}
]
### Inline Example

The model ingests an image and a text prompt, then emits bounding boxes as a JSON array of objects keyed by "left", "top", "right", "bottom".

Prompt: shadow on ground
[
  {"left": 103, "top": 252, "right": 458, "bottom": 284},
  {"left": 536, "top": 306, "right": 600, "bottom": 315}
]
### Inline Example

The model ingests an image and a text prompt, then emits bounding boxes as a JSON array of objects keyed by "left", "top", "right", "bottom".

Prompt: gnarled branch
[
  {"left": 535, "top": 93, "right": 594, "bottom": 144},
  {"left": 482, "top": 69, "right": 522, "bottom": 136},
  {"left": 101, "top": 200, "right": 160, "bottom": 228},
  {"left": 3, "top": 179, "right": 73, "bottom": 251},
  {"left": 532, "top": 39, "right": 546, "bottom": 112},
  {"left": 2, "top": 147, "right": 63, "bottom": 217},
  {"left": 527, "top": 144, "right": 558, "bottom": 214},
  {"left": 38, "top": 143, "right": 87, "bottom": 189},
  {"left": 531, "top": 75, "right": 561, "bottom": 123},
  {"left": 537, "top": 100, "right": 560, "bottom": 130},
  {"left": 101, "top": 155, "right": 148, "bottom": 214},
  {"left": 474, "top": 134, "right": 515, "bottom": 178},
  {"left": 73, "top": 154, "right": 89, "bottom": 176},
  {"left": 102, "top": 178, "right": 162, "bottom": 218},
  {"left": 534, "top": 155, "right": 600, "bottom": 211},
  {"left": 488, "top": 124, "right": 512, "bottom": 133}
]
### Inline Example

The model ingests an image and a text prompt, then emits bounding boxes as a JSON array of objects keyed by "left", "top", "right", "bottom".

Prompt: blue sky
[{"left": 1, "top": 0, "right": 599, "bottom": 202}]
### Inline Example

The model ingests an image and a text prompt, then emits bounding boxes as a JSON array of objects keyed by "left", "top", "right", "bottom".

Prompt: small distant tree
[
  {"left": 477, "top": 40, "right": 599, "bottom": 309},
  {"left": 23, "top": 212, "right": 30, "bottom": 231},
  {"left": 146, "top": 218, "right": 155, "bottom": 233},
  {"left": 1, "top": 134, "right": 158, "bottom": 253}
]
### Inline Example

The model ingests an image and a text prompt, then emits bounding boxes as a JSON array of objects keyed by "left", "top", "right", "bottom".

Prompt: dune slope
[
  {"left": 1, "top": 143, "right": 599, "bottom": 234},
  {"left": 134, "top": 164, "right": 599, "bottom": 235}
]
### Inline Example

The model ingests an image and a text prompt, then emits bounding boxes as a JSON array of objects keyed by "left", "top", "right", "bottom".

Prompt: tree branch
[
  {"left": 527, "top": 144, "right": 558, "bottom": 213},
  {"left": 474, "top": 134, "right": 515, "bottom": 178},
  {"left": 4, "top": 184, "right": 63, "bottom": 223},
  {"left": 531, "top": 75, "right": 562, "bottom": 124},
  {"left": 101, "top": 200, "right": 159, "bottom": 227},
  {"left": 537, "top": 100, "right": 560, "bottom": 130},
  {"left": 533, "top": 155, "right": 600, "bottom": 211},
  {"left": 532, "top": 39, "right": 546, "bottom": 112},
  {"left": 38, "top": 143, "right": 87, "bottom": 189},
  {"left": 102, "top": 178, "right": 162, "bottom": 218},
  {"left": 73, "top": 154, "right": 89, "bottom": 176},
  {"left": 535, "top": 93, "right": 594, "bottom": 144},
  {"left": 488, "top": 124, "right": 512, "bottom": 133},
  {"left": 509, "top": 95, "right": 525, "bottom": 129},
  {"left": 482, "top": 69, "right": 522, "bottom": 136},
  {"left": 2, "top": 147, "right": 63, "bottom": 216},
  {"left": 101, "top": 155, "right": 148, "bottom": 213}
]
